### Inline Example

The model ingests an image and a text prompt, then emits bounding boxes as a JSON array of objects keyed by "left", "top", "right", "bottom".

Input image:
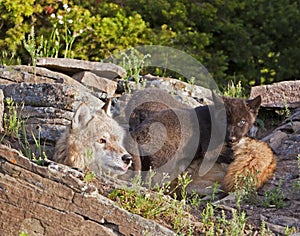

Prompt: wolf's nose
[{"left": 122, "top": 154, "right": 132, "bottom": 165}]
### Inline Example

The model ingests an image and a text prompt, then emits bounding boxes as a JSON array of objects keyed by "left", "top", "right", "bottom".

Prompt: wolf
[
  {"left": 199, "top": 94, "right": 262, "bottom": 164},
  {"left": 128, "top": 89, "right": 275, "bottom": 192},
  {"left": 129, "top": 92, "right": 262, "bottom": 170},
  {"left": 186, "top": 136, "right": 276, "bottom": 195},
  {"left": 53, "top": 101, "right": 132, "bottom": 176}
]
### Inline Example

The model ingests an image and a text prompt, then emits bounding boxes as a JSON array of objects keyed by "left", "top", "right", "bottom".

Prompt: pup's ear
[
  {"left": 102, "top": 98, "right": 112, "bottom": 117},
  {"left": 72, "top": 103, "right": 92, "bottom": 129},
  {"left": 247, "top": 95, "right": 261, "bottom": 113}
]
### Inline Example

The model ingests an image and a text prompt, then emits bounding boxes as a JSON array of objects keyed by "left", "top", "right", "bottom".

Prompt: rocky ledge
[{"left": 0, "top": 58, "right": 299, "bottom": 235}]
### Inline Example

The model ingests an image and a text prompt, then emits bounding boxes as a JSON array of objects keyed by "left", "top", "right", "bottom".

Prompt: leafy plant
[
  {"left": 120, "top": 48, "right": 151, "bottom": 93},
  {"left": 284, "top": 225, "right": 297, "bottom": 235},
  {"left": 2, "top": 98, "right": 47, "bottom": 163},
  {"left": 41, "top": 3, "right": 84, "bottom": 58},
  {"left": 19, "top": 231, "right": 29, "bottom": 236},
  {"left": 109, "top": 172, "right": 195, "bottom": 235},
  {"left": 83, "top": 171, "right": 96, "bottom": 182},
  {"left": 262, "top": 180, "right": 286, "bottom": 208},
  {"left": 223, "top": 80, "right": 246, "bottom": 98},
  {"left": 260, "top": 220, "right": 273, "bottom": 236},
  {"left": 3, "top": 97, "right": 23, "bottom": 138},
  {"left": 200, "top": 201, "right": 248, "bottom": 235},
  {"left": 0, "top": 50, "right": 21, "bottom": 66},
  {"left": 233, "top": 170, "right": 259, "bottom": 208},
  {"left": 292, "top": 154, "right": 300, "bottom": 190},
  {"left": 23, "top": 26, "right": 43, "bottom": 69}
]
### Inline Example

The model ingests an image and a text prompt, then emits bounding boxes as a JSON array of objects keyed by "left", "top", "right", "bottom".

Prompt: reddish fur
[{"left": 223, "top": 137, "right": 277, "bottom": 192}]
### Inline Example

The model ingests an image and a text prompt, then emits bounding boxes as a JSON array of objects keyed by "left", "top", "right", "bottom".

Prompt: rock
[
  {"left": 116, "top": 75, "right": 212, "bottom": 108},
  {"left": 262, "top": 109, "right": 300, "bottom": 156},
  {"left": 0, "top": 144, "right": 176, "bottom": 236},
  {"left": 0, "top": 65, "right": 80, "bottom": 85},
  {"left": 36, "top": 57, "right": 126, "bottom": 79},
  {"left": 262, "top": 130, "right": 288, "bottom": 153},
  {"left": 250, "top": 80, "right": 300, "bottom": 108},
  {"left": 0, "top": 66, "right": 105, "bottom": 158},
  {"left": 0, "top": 89, "right": 4, "bottom": 132},
  {"left": 73, "top": 71, "right": 117, "bottom": 97}
]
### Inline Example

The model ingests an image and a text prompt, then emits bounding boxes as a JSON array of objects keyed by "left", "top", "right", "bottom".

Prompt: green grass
[
  {"left": 292, "top": 154, "right": 300, "bottom": 190},
  {"left": 1, "top": 98, "right": 47, "bottom": 164},
  {"left": 23, "top": 26, "right": 43, "bottom": 70},
  {"left": 109, "top": 171, "right": 257, "bottom": 235},
  {"left": 262, "top": 179, "right": 286, "bottom": 209},
  {"left": 120, "top": 48, "right": 151, "bottom": 93},
  {"left": 0, "top": 50, "right": 21, "bottom": 66},
  {"left": 110, "top": 172, "right": 194, "bottom": 235},
  {"left": 223, "top": 80, "right": 246, "bottom": 98}
]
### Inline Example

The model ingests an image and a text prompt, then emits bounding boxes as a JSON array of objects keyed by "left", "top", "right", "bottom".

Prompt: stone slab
[
  {"left": 36, "top": 57, "right": 126, "bottom": 79},
  {"left": 250, "top": 80, "right": 300, "bottom": 108}
]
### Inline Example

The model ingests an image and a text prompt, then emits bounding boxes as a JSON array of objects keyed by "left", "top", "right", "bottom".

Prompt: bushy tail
[{"left": 223, "top": 139, "right": 277, "bottom": 192}]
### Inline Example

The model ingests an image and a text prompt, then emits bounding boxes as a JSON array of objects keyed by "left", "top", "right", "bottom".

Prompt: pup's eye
[
  {"left": 98, "top": 138, "right": 106, "bottom": 144},
  {"left": 237, "top": 120, "right": 247, "bottom": 127}
]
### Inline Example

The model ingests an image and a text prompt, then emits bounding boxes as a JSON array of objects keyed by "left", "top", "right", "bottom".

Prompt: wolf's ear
[
  {"left": 102, "top": 98, "right": 112, "bottom": 117},
  {"left": 247, "top": 95, "right": 261, "bottom": 113},
  {"left": 72, "top": 103, "right": 92, "bottom": 129}
]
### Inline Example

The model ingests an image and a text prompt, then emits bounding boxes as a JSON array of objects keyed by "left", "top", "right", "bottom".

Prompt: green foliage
[
  {"left": 260, "top": 220, "right": 272, "bottom": 236},
  {"left": 109, "top": 178, "right": 194, "bottom": 235},
  {"left": 0, "top": 50, "right": 21, "bottom": 66},
  {"left": 3, "top": 97, "right": 23, "bottom": 138},
  {"left": 0, "top": 0, "right": 39, "bottom": 52},
  {"left": 234, "top": 171, "right": 259, "bottom": 207},
  {"left": 40, "top": 3, "right": 93, "bottom": 59},
  {"left": 262, "top": 180, "right": 286, "bottom": 208},
  {"left": 200, "top": 202, "right": 248, "bottom": 235},
  {"left": 83, "top": 171, "right": 95, "bottom": 183},
  {"left": 2, "top": 98, "right": 47, "bottom": 163},
  {"left": 118, "top": 0, "right": 300, "bottom": 85},
  {"left": 284, "top": 225, "right": 297, "bottom": 235},
  {"left": 19, "top": 231, "right": 29, "bottom": 236},
  {"left": 223, "top": 80, "right": 246, "bottom": 98},
  {"left": 121, "top": 48, "right": 151, "bottom": 82},
  {"left": 292, "top": 154, "right": 300, "bottom": 190},
  {"left": 31, "top": 126, "right": 48, "bottom": 164},
  {"left": 109, "top": 170, "right": 253, "bottom": 235},
  {"left": 23, "top": 26, "right": 43, "bottom": 68},
  {"left": 1, "top": 0, "right": 300, "bottom": 86}
]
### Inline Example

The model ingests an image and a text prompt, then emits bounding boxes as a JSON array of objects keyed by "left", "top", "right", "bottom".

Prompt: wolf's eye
[
  {"left": 237, "top": 120, "right": 247, "bottom": 127},
  {"left": 98, "top": 138, "right": 106, "bottom": 144}
]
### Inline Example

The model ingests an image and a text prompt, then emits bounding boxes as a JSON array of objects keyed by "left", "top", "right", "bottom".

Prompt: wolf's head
[
  {"left": 66, "top": 101, "right": 132, "bottom": 176},
  {"left": 222, "top": 95, "right": 261, "bottom": 145}
]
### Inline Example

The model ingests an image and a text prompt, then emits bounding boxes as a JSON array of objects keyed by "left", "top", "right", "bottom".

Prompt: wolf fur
[
  {"left": 186, "top": 137, "right": 276, "bottom": 195},
  {"left": 53, "top": 102, "right": 132, "bottom": 176},
  {"left": 129, "top": 93, "right": 262, "bottom": 169},
  {"left": 223, "top": 137, "right": 277, "bottom": 192},
  {"left": 128, "top": 90, "right": 276, "bottom": 191}
]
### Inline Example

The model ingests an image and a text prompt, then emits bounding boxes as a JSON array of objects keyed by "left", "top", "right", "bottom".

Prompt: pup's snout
[
  {"left": 228, "top": 136, "right": 237, "bottom": 143},
  {"left": 121, "top": 154, "right": 132, "bottom": 165}
]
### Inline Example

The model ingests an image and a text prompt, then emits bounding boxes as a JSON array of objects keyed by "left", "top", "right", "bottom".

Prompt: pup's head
[{"left": 222, "top": 95, "right": 261, "bottom": 145}]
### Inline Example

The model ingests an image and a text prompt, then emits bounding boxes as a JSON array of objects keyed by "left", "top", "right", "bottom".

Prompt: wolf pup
[
  {"left": 128, "top": 90, "right": 274, "bottom": 191},
  {"left": 53, "top": 101, "right": 132, "bottom": 176},
  {"left": 129, "top": 93, "right": 262, "bottom": 169},
  {"left": 194, "top": 94, "right": 262, "bottom": 163},
  {"left": 184, "top": 95, "right": 276, "bottom": 194}
]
